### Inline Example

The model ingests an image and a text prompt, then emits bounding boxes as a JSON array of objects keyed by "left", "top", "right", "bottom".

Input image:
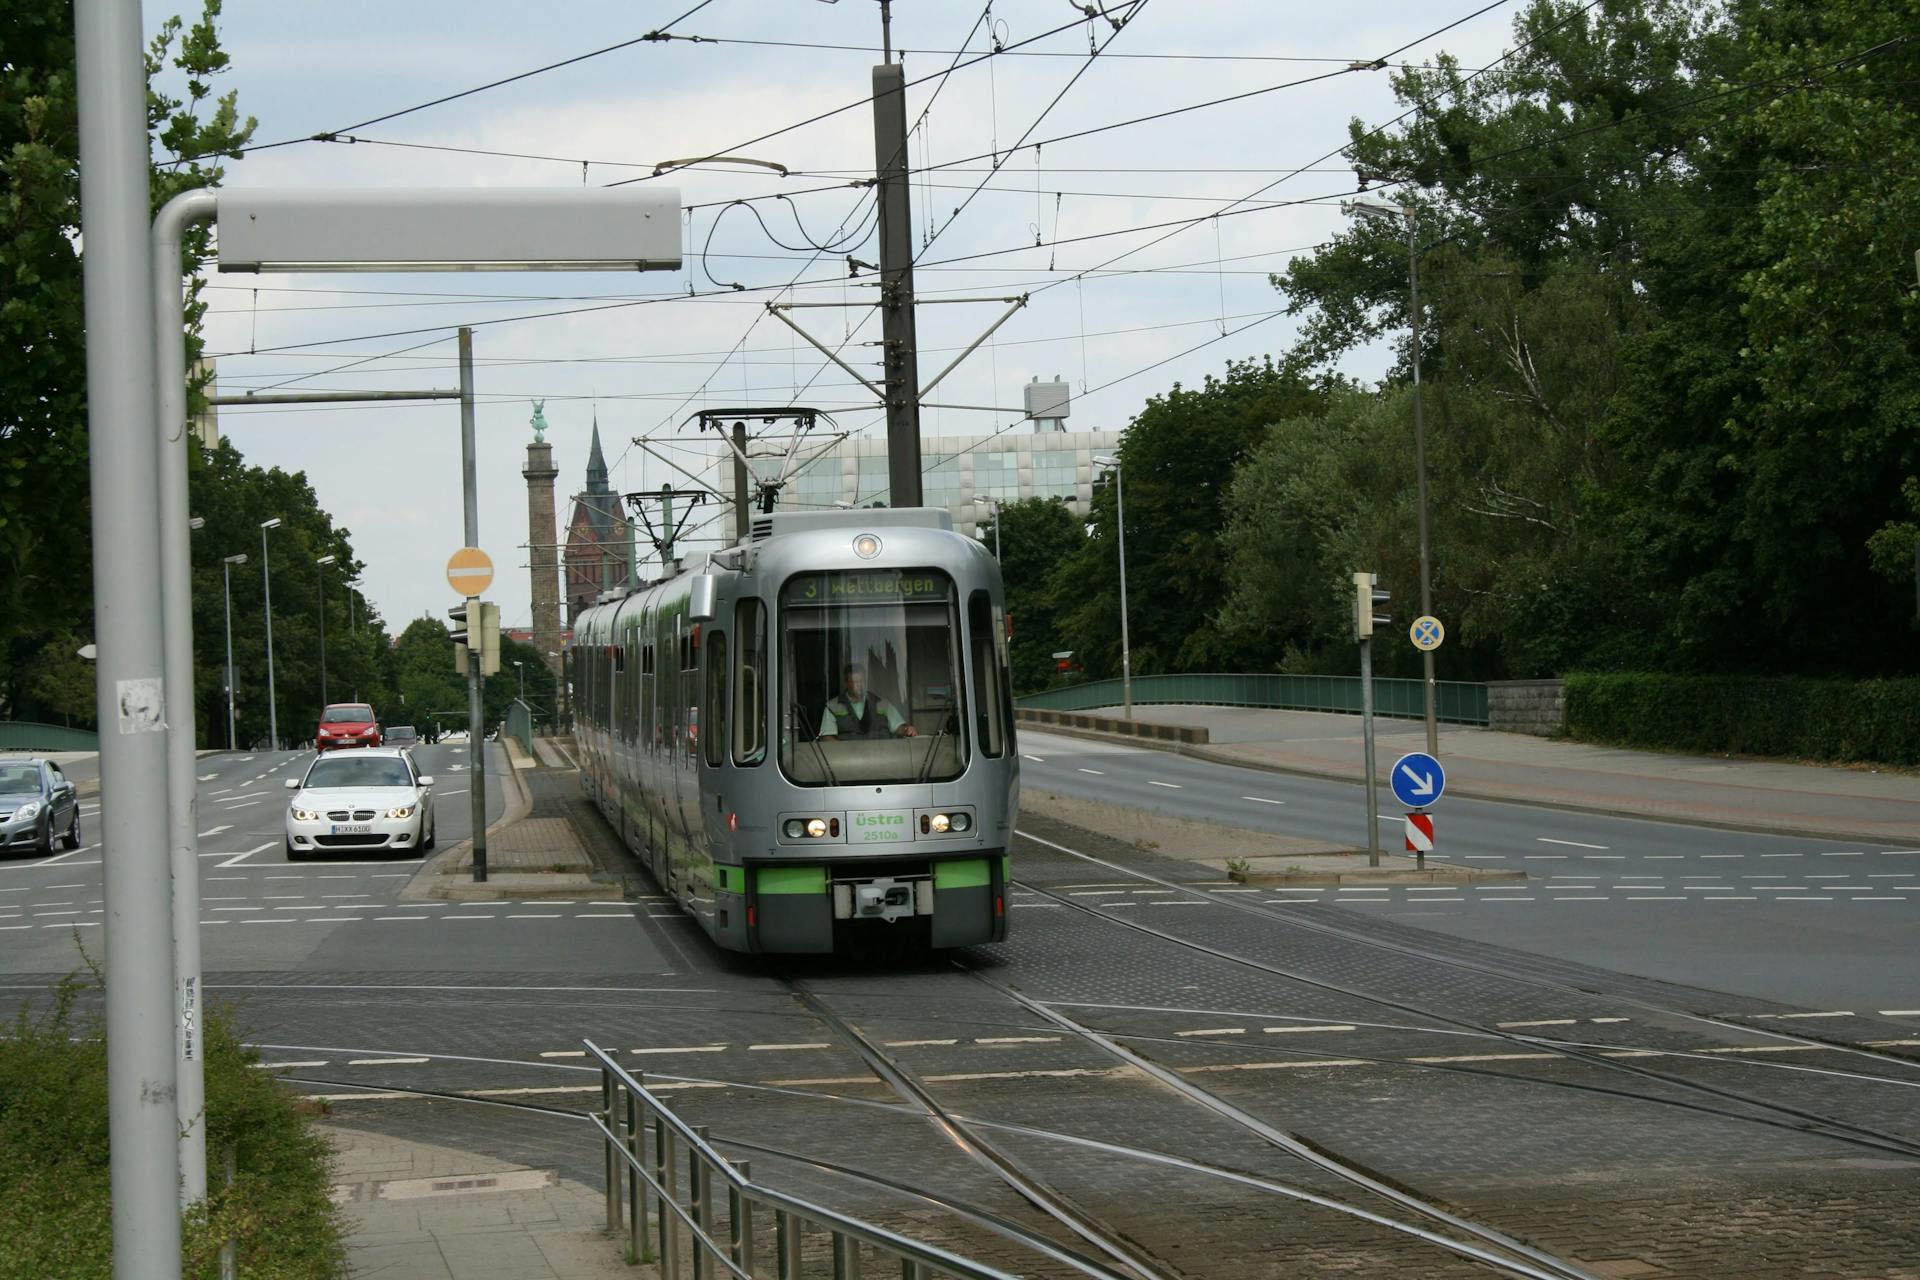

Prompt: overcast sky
[{"left": 148, "top": 0, "right": 1517, "bottom": 632}]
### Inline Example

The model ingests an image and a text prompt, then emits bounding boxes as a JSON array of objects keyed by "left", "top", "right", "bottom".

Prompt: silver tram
[{"left": 570, "top": 508, "right": 1019, "bottom": 953}]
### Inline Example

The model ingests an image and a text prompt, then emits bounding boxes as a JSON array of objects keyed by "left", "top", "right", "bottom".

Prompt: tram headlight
[
  {"left": 930, "top": 813, "right": 951, "bottom": 833},
  {"left": 951, "top": 812, "right": 972, "bottom": 833},
  {"left": 805, "top": 818, "right": 828, "bottom": 838},
  {"left": 783, "top": 819, "right": 805, "bottom": 839}
]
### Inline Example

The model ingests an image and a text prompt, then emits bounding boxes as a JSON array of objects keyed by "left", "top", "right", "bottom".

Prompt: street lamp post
[
  {"left": 1092, "top": 455, "right": 1132, "bottom": 718},
  {"left": 260, "top": 518, "right": 282, "bottom": 748},
  {"left": 221, "top": 554, "right": 247, "bottom": 751},
  {"left": 315, "top": 555, "right": 335, "bottom": 706},
  {"left": 967, "top": 493, "right": 1003, "bottom": 559},
  {"left": 1343, "top": 192, "right": 1437, "bottom": 755}
]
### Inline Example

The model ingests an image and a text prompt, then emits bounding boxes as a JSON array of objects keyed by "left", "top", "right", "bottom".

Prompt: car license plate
[{"left": 331, "top": 823, "right": 373, "bottom": 835}]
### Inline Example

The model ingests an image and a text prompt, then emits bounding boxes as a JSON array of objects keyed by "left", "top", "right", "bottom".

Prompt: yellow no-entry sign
[{"left": 446, "top": 547, "right": 494, "bottom": 598}]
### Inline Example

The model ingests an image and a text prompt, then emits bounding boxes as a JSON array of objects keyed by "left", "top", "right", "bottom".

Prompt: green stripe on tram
[
  {"left": 934, "top": 859, "right": 990, "bottom": 890},
  {"left": 756, "top": 866, "right": 827, "bottom": 895},
  {"left": 713, "top": 864, "right": 745, "bottom": 894}
]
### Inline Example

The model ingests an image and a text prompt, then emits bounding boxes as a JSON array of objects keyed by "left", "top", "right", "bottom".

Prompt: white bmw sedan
[{"left": 283, "top": 747, "right": 435, "bottom": 861}]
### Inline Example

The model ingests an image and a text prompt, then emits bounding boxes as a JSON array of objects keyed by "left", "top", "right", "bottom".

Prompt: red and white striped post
[{"left": 1404, "top": 812, "right": 1434, "bottom": 870}]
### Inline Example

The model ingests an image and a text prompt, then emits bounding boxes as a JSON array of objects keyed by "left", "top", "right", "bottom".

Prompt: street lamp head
[
  {"left": 223, "top": 553, "right": 248, "bottom": 565},
  {"left": 1092, "top": 454, "right": 1120, "bottom": 469},
  {"left": 1340, "top": 194, "right": 1410, "bottom": 224},
  {"left": 260, "top": 517, "right": 282, "bottom": 530},
  {"left": 315, "top": 554, "right": 336, "bottom": 566},
  {"left": 188, "top": 516, "right": 205, "bottom": 530}
]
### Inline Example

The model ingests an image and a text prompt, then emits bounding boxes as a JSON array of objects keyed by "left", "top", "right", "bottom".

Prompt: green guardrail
[
  {"left": 1016, "top": 672, "right": 1489, "bottom": 725},
  {"left": 0, "top": 722, "right": 101, "bottom": 752},
  {"left": 505, "top": 699, "right": 535, "bottom": 755}
]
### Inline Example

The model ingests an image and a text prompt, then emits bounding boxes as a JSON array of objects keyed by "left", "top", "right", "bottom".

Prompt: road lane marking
[
  {"left": 976, "top": 1036, "right": 1062, "bottom": 1045},
  {"left": 198, "top": 773, "right": 217, "bottom": 782},
  {"left": 883, "top": 1039, "right": 959, "bottom": 1048},
  {"left": 629, "top": 1045, "right": 727, "bottom": 1055},
  {"left": 348, "top": 1057, "right": 429, "bottom": 1066},
  {"left": 749, "top": 1043, "right": 831, "bottom": 1051},
  {"left": 218, "top": 843, "right": 275, "bottom": 868},
  {"left": 1078, "top": 768, "right": 1105, "bottom": 775},
  {"left": 540, "top": 1051, "right": 586, "bottom": 1059},
  {"left": 1537, "top": 838, "right": 1607, "bottom": 849},
  {"left": 198, "top": 826, "right": 233, "bottom": 838},
  {"left": 1264, "top": 1025, "right": 1356, "bottom": 1034},
  {"left": 1176, "top": 1028, "right": 1246, "bottom": 1037},
  {"left": 1147, "top": 781, "right": 1181, "bottom": 789},
  {"left": 1241, "top": 796, "right": 1285, "bottom": 805},
  {"left": 1021, "top": 754, "right": 1044, "bottom": 763}
]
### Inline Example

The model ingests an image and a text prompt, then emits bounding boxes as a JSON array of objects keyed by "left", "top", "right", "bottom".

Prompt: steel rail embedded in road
[
  {"left": 1013, "top": 830, "right": 1920, "bottom": 1162},
  {"left": 789, "top": 984, "right": 1164, "bottom": 1280},
  {"left": 960, "top": 964, "right": 1606, "bottom": 1280}
]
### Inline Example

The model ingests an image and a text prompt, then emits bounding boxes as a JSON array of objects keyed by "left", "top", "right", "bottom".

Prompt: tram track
[
  {"left": 1013, "top": 831, "right": 1920, "bottom": 1160},
  {"left": 779, "top": 982, "right": 1609, "bottom": 1280}
]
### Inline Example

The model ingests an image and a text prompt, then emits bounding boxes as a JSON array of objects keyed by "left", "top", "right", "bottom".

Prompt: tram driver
[{"left": 818, "top": 662, "right": 919, "bottom": 741}]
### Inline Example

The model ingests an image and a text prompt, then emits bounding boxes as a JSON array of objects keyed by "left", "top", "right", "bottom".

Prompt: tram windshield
[{"left": 780, "top": 569, "right": 966, "bottom": 785}]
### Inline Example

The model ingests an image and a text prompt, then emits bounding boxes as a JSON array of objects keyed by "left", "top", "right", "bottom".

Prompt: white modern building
[{"left": 725, "top": 428, "right": 1126, "bottom": 539}]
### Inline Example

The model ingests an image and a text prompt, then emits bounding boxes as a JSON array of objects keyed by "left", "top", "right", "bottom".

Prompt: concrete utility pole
[
  {"left": 459, "top": 328, "right": 488, "bottom": 883},
  {"left": 872, "top": 54, "right": 924, "bottom": 506},
  {"left": 75, "top": 0, "right": 183, "bottom": 1272}
]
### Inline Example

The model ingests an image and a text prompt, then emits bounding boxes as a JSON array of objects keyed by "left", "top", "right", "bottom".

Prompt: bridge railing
[
  {"left": 586, "top": 1040, "right": 1020, "bottom": 1280},
  {"left": 0, "top": 722, "right": 100, "bottom": 752},
  {"left": 1015, "top": 672, "right": 1489, "bottom": 726}
]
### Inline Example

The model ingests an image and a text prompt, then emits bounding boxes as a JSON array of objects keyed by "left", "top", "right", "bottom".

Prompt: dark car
[
  {"left": 0, "top": 758, "right": 82, "bottom": 856},
  {"left": 315, "top": 703, "right": 382, "bottom": 753},
  {"left": 383, "top": 724, "right": 420, "bottom": 748}
]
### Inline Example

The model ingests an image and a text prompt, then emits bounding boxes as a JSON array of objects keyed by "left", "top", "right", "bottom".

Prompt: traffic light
[
  {"left": 1353, "top": 571, "right": 1390, "bottom": 639},
  {"left": 477, "top": 601, "right": 501, "bottom": 677},
  {"left": 449, "top": 599, "right": 481, "bottom": 674}
]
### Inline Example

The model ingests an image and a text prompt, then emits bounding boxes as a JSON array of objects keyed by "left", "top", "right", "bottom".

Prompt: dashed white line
[
  {"left": 1241, "top": 796, "right": 1285, "bottom": 805},
  {"left": 748, "top": 1043, "right": 831, "bottom": 1051},
  {"left": 1078, "top": 768, "right": 1105, "bottom": 775},
  {"left": 1537, "top": 838, "right": 1608, "bottom": 850},
  {"left": 348, "top": 1057, "right": 429, "bottom": 1067},
  {"left": 1147, "top": 780, "right": 1182, "bottom": 789}
]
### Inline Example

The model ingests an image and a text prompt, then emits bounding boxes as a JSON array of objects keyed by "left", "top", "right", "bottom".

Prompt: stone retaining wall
[
  {"left": 1486, "top": 678, "right": 1565, "bottom": 737},
  {"left": 1015, "top": 708, "right": 1210, "bottom": 744}
]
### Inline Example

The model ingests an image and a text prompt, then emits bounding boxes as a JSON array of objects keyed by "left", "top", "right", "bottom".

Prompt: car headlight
[
  {"left": 15, "top": 801, "right": 41, "bottom": 821},
  {"left": 290, "top": 806, "right": 320, "bottom": 822},
  {"left": 387, "top": 804, "right": 416, "bottom": 819}
]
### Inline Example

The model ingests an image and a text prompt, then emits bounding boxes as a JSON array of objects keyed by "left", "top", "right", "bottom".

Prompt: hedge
[
  {"left": 0, "top": 974, "right": 346, "bottom": 1280},
  {"left": 1564, "top": 673, "right": 1920, "bottom": 766}
]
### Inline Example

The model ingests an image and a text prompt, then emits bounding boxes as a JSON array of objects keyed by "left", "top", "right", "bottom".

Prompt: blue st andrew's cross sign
[{"left": 1389, "top": 751, "right": 1446, "bottom": 808}]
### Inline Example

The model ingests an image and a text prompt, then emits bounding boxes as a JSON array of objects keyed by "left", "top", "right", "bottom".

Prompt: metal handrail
[{"left": 585, "top": 1040, "right": 1022, "bottom": 1280}]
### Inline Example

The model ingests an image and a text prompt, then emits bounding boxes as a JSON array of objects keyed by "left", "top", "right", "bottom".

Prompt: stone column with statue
[{"left": 521, "top": 400, "right": 564, "bottom": 718}]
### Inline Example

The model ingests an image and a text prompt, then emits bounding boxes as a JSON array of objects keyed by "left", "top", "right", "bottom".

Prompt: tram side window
[
  {"left": 735, "top": 599, "right": 767, "bottom": 765},
  {"left": 704, "top": 631, "right": 729, "bottom": 768},
  {"left": 969, "top": 591, "right": 1010, "bottom": 758}
]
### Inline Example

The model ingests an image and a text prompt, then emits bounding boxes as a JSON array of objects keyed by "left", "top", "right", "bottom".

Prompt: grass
[{"left": 0, "top": 969, "right": 347, "bottom": 1279}]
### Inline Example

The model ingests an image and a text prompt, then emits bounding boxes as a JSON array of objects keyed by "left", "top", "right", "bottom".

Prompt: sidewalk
[
  {"left": 1042, "top": 704, "right": 1920, "bottom": 845},
  {"left": 323, "top": 1125, "right": 644, "bottom": 1280},
  {"left": 404, "top": 736, "right": 610, "bottom": 902}
]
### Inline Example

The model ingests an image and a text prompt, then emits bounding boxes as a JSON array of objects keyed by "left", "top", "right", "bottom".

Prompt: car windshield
[
  {"left": 303, "top": 756, "right": 413, "bottom": 789},
  {"left": 779, "top": 569, "right": 965, "bottom": 786},
  {"left": 321, "top": 706, "right": 375, "bottom": 724},
  {"left": 0, "top": 764, "right": 40, "bottom": 794}
]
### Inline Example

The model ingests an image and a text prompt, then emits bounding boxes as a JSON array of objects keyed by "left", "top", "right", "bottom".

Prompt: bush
[
  {"left": 0, "top": 972, "right": 346, "bottom": 1279},
  {"left": 1564, "top": 674, "right": 1920, "bottom": 766}
]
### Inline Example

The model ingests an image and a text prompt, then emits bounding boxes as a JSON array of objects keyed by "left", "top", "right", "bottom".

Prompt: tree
[
  {"left": 979, "top": 498, "right": 1087, "bottom": 693},
  {"left": 1052, "top": 357, "right": 1326, "bottom": 679},
  {"left": 1, "top": 1, "right": 254, "bottom": 720}
]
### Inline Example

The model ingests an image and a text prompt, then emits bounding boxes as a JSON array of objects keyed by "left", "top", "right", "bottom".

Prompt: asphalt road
[
  {"left": 6, "top": 747, "right": 1917, "bottom": 1277},
  {"left": 0, "top": 740, "right": 512, "bottom": 977},
  {"left": 1016, "top": 729, "right": 1920, "bottom": 1012}
]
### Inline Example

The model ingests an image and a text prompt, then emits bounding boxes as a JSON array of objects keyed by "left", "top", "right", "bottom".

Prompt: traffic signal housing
[
  {"left": 449, "top": 599, "right": 481, "bottom": 674},
  {"left": 1353, "top": 572, "right": 1390, "bottom": 639},
  {"left": 477, "top": 600, "right": 501, "bottom": 677}
]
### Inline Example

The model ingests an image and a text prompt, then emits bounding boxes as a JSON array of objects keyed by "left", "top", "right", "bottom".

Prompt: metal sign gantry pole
[{"left": 76, "top": 2, "right": 182, "bottom": 1274}]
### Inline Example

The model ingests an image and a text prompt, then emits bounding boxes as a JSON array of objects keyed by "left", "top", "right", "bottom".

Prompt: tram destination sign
[{"left": 785, "top": 570, "right": 948, "bottom": 606}]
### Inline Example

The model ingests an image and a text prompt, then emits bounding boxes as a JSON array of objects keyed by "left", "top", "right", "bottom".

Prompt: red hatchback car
[{"left": 315, "top": 703, "right": 382, "bottom": 753}]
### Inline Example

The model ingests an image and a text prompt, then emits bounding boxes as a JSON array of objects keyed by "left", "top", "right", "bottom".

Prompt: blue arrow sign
[{"left": 1389, "top": 751, "right": 1446, "bottom": 807}]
